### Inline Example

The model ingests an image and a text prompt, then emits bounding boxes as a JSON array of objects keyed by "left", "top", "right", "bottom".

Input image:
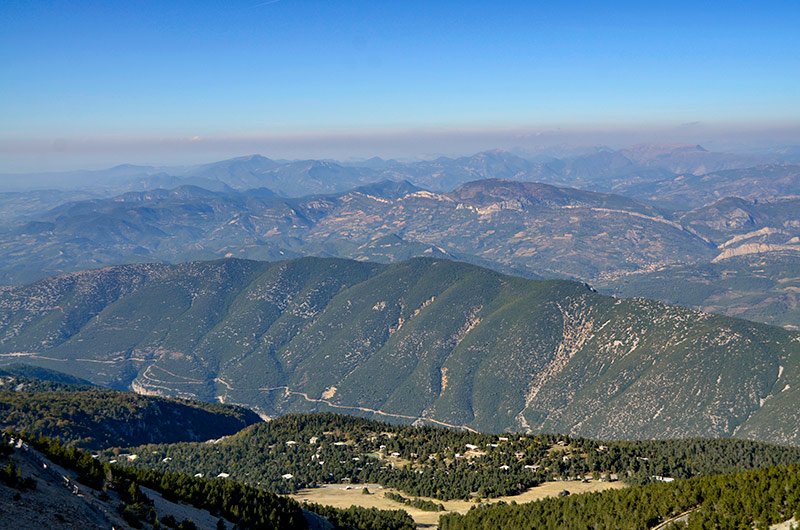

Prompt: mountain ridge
[{"left": 1, "top": 256, "right": 799, "bottom": 444}]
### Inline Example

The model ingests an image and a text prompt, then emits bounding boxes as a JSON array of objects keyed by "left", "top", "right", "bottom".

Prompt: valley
[
  {"left": 5, "top": 2, "right": 800, "bottom": 527},
  {"left": 3, "top": 148, "right": 800, "bottom": 530}
]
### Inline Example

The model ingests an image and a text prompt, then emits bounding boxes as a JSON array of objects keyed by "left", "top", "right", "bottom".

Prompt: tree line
[{"left": 439, "top": 464, "right": 800, "bottom": 529}]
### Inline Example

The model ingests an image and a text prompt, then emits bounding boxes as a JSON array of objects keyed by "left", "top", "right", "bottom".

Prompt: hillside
[
  {"left": 0, "top": 374, "right": 262, "bottom": 449},
  {"left": 0, "top": 178, "right": 716, "bottom": 284},
  {"left": 611, "top": 164, "right": 800, "bottom": 209},
  {"left": 3, "top": 176, "right": 799, "bottom": 329},
  {"left": 0, "top": 431, "right": 414, "bottom": 530},
  {"left": 1, "top": 257, "right": 799, "bottom": 444}
]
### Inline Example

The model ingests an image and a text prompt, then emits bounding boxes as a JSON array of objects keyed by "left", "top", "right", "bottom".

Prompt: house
[
  {"left": 465, "top": 444, "right": 478, "bottom": 451},
  {"left": 286, "top": 440, "right": 297, "bottom": 446},
  {"left": 282, "top": 473, "right": 294, "bottom": 480},
  {"left": 499, "top": 465, "right": 510, "bottom": 470},
  {"left": 309, "top": 437, "right": 319, "bottom": 444},
  {"left": 217, "top": 472, "right": 230, "bottom": 479},
  {"left": 652, "top": 475, "right": 675, "bottom": 483}
]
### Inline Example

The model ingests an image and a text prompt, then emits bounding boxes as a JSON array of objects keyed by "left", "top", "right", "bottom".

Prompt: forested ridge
[
  {"left": 4, "top": 256, "right": 800, "bottom": 443},
  {"left": 0, "top": 375, "right": 262, "bottom": 449},
  {"left": 114, "top": 413, "right": 800, "bottom": 501}
]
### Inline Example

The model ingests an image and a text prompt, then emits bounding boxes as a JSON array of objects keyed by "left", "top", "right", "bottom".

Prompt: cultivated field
[{"left": 290, "top": 480, "right": 627, "bottom": 528}]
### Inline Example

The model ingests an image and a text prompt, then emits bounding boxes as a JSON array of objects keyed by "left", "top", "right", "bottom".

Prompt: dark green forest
[
  {"left": 0, "top": 376, "right": 261, "bottom": 449},
  {"left": 114, "top": 413, "right": 800, "bottom": 501},
  {"left": 439, "top": 464, "right": 800, "bottom": 530},
  {"left": 2, "top": 431, "right": 415, "bottom": 530},
  {"left": 5, "top": 383, "right": 800, "bottom": 529}
]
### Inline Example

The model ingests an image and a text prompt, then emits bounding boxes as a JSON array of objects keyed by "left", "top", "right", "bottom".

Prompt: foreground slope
[
  {"left": 1, "top": 257, "right": 799, "bottom": 443},
  {"left": 1, "top": 431, "right": 414, "bottom": 530}
]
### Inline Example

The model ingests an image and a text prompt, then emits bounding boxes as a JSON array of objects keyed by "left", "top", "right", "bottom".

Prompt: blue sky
[{"left": 1, "top": 0, "right": 799, "bottom": 170}]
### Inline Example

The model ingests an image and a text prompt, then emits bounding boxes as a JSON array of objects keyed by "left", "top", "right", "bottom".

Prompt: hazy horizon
[
  {"left": 3, "top": 123, "right": 800, "bottom": 175},
  {"left": 2, "top": 1, "right": 799, "bottom": 173}
]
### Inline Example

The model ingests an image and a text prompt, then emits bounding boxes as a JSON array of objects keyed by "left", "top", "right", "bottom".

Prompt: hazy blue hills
[
  {"left": 2, "top": 146, "right": 799, "bottom": 332},
  {"left": 679, "top": 195, "right": 800, "bottom": 245},
  {"left": 1, "top": 143, "right": 785, "bottom": 199},
  {"left": 600, "top": 252, "right": 800, "bottom": 330},
  {"left": 1, "top": 256, "right": 799, "bottom": 444},
  {"left": 2, "top": 174, "right": 798, "bottom": 329},
  {"left": 595, "top": 197, "right": 800, "bottom": 328},
  {"left": 0, "top": 178, "right": 716, "bottom": 285},
  {"left": 609, "top": 164, "right": 800, "bottom": 210}
]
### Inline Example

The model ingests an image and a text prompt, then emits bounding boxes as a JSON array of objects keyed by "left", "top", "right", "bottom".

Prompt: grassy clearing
[{"left": 290, "top": 480, "right": 626, "bottom": 528}]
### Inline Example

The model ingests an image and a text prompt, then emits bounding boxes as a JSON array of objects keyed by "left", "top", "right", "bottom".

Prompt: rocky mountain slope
[
  {"left": 2, "top": 178, "right": 798, "bottom": 328},
  {"left": 610, "top": 164, "right": 800, "bottom": 209},
  {"left": 1, "top": 257, "right": 799, "bottom": 445},
  {"left": 0, "top": 179, "right": 717, "bottom": 284}
]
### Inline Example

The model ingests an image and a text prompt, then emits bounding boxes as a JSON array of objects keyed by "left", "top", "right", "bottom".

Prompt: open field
[{"left": 290, "top": 480, "right": 627, "bottom": 528}]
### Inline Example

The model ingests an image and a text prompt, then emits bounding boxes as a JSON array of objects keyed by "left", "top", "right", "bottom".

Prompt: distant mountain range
[
  {"left": 1, "top": 257, "right": 799, "bottom": 445},
  {"left": 2, "top": 173, "right": 800, "bottom": 328},
  {"left": 1, "top": 144, "right": 790, "bottom": 204},
  {"left": 0, "top": 178, "right": 716, "bottom": 285},
  {"left": 2, "top": 144, "right": 800, "bottom": 329},
  {"left": 600, "top": 252, "right": 800, "bottom": 330}
]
